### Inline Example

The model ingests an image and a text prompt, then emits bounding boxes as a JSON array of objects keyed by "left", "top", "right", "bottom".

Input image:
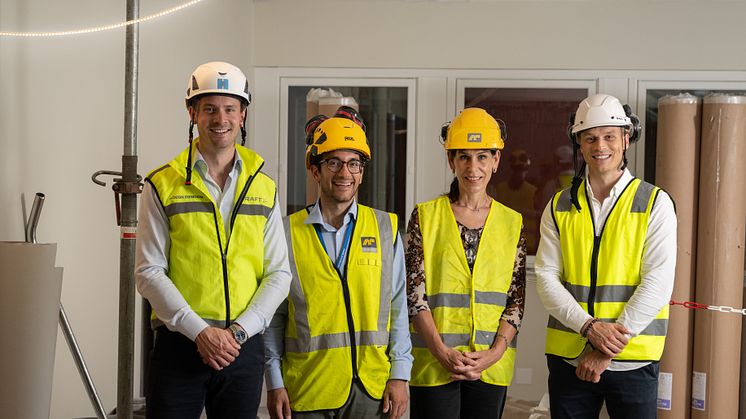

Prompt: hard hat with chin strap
[
  {"left": 442, "top": 108, "right": 505, "bottom": 150},
  {"left": 567, "top": 93, "right": 641, "bottom": 144},
  {"left": 306, "top": 117, "right": 371, "bottom": 169},
  {"left": 183, "top": 61, "right": 251, "bottom": 185},
  {"left": 185, "top": 61, "right": 252, "bottom": 108}
]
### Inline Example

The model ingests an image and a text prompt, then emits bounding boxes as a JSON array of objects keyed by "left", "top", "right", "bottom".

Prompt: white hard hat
[
  {"left": 570, "top": 94, "right": 630, "bottom": 135},
  {"left": 185, "top": 61, "right": 251, "bottom": 108}
]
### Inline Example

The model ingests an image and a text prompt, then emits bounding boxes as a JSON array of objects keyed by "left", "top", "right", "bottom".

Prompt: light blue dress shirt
[{"left": 264, "top": 199, "right": 413, "bottom": 390}]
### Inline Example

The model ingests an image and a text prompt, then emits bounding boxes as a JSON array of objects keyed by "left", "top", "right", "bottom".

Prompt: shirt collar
[
  {"left": 584, "top": 168, "right": 633, "bottom": 201},
  {"left": 193, "top": 147, "right": 242, "bottom": 175},
  {"left": 305, "top": 198, "right": 358, "bottom": 231}
]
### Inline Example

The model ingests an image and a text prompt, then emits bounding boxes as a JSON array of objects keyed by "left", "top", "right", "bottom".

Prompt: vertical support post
[{"left": 118, "top": 0, "right": 139, "bottom": 418}]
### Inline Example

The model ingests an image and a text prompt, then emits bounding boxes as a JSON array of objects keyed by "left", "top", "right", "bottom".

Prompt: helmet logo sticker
[
  {"left": 467, "top": 133, "right": 482, "bottom": 143},
  {"left": 344, "top": 136, "right": 355, "bottom": 141},
  {"left": 361, "top": 237, "right": 377, "bottom": 253},
  {"left": 217, "top": 78, "right": 229, "bottom": 90}
]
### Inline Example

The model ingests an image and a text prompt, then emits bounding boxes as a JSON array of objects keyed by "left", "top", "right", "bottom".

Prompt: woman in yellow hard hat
[{"left": 406, "top": 108, "right": 526, "bottom": 419}]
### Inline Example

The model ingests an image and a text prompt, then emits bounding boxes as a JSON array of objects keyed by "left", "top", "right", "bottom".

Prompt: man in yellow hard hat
[
  {"left": 535, "top": 94, "right": 676, "bottom": 418},
  {"left": 264, "top": 114, "right": 412, "bottom": 419},
  {"left": 135, "top": 61, "right": 291, "bottom": 418}
]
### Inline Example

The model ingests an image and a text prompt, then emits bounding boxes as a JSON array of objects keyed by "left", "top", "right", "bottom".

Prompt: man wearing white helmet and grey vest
[
  {"left": 136, "top": 61, "right": 291, "bottom": 418},
  {"left": 535, "top": 94, "right": 676, "bottom": 418}
]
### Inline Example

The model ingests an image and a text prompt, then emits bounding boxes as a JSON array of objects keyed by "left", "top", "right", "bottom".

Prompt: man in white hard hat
[
  {"left": 136, "top": 61, "right": 291, "bottom": 418},
  {"left": 535, "top": 94, "right": 677, "bottom": 418}
]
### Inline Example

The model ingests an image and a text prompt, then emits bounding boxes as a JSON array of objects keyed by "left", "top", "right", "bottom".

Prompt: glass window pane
[
  {"left": 287, "top": 86, "right": 408, "bottom": 230},
  {"left": 465, "top": 87, "right": 588, "bottom": 254}
]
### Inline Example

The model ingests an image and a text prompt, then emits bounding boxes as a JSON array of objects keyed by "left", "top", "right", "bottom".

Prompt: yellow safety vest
[
  {"left": 411, "top": 195, "right": 522, "bottom": 387},
  {"left": 282, "top": 204, "right": 397, "bottom": 411},
  {"left": 146, "top": 139, "right": 276, "bottom": 328},
  {"left": 545, "top": 178, "right": 669, "bottom": 361}
]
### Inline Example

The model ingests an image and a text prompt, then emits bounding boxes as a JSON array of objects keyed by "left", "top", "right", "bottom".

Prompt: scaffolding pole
[{"left": 118, "top": 0, "right": 139, "bottom": 418}]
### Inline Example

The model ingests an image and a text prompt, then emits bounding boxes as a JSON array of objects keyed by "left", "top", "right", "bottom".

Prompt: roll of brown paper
[
  {"left": 691, "top": 94, "right": 746, "bottom": 419},
  {"left": 656, "top": 94, "right": 701, "bottom": 419},
  {"left": 0, "top": 242, "right": 63, "bottom": 419}
]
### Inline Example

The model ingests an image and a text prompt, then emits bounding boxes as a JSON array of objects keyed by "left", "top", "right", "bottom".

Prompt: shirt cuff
[
  {"left": 235, "top": 310, "right": 264, "bottom": 338},
  {"left": 180, "top": 314, "right": 210, "bottom": 342},
  {"left": 265, "top": 365, "right": 285, "bottom": 390},
  {"left": 389, "top": 359, "right": 412, "bottom": 382}
]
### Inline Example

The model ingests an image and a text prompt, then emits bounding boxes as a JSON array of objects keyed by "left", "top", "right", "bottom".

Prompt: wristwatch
[{"left": 228, "top": 323, "right": 248, "bottom": 345}]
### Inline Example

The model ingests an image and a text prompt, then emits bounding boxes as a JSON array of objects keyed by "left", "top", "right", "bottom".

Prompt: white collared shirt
[
  {"left": 535, "top": 169, "right": 677, "bottom": 370},
  {"left": 135, "top": 148, "right": 291, "bottom": 341}
]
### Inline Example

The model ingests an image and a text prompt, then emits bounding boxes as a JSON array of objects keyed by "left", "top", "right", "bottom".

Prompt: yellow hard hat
[
  {"left": 306, "top": 117, "right": 371, "bottom": 169},
  {"left": 443, "top": 108, "right": 504, "bottom": 150}
]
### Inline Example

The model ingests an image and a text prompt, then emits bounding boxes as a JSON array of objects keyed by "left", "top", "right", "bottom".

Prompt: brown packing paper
[
  {"left": 0, "top": 242, "right": 63, "bottom": 419},
  {"left": 656, "top": 94, "right": 701, "bottom": 419},
  {"left": 691, "top": 94, "right": 746, "bottom": 419}
]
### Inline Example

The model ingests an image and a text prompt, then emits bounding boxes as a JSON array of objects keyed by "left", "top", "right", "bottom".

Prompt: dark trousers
[
  {"left": 410, "top": 380, "right": 507, "bottom": 419},
  {"left": 547, "top": 355, "right": 659, "bottom": 419},
  {"left": 146, "top": 327, "right": 264, "bottom": 419}
]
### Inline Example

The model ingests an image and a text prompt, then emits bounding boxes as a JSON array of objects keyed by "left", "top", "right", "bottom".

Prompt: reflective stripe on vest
[
  {"left": 282, "top": 205, "right": 396, "bottom": 411},
  {"left": 411, "top": 195, "right": 521, "bottom": 387},
  {"left": 146, "top": 140, "right": 275, "bottom": 328},
  {"left": 546, "top": 178, "right": 668, "bottom": 361}
]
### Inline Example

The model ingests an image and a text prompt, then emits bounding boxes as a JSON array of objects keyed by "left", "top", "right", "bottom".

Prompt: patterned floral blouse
[{"left": 405, "top": 206, "right": 527, "bottom": 331}]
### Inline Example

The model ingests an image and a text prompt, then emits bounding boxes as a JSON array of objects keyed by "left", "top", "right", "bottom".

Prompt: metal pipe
[
  {"left": 60, "top": 304, "right": 108, "bottom": 419},
  {"left": 118, "top": 0, "right": 140, "bottom": 417},
  {"left": 24, "top": 193, "right": 45, "bottom": 243}
]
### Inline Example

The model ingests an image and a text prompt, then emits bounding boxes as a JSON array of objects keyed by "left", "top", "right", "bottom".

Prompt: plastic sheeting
[
  {"left": 656, "top": 94, "right": 701, "bottom": 419},
  {"left": 691, "top": 94, "right": 746, "bottom": 419},
  {"left": 0, "top": 242, "right": 63, "bottom": 419}
]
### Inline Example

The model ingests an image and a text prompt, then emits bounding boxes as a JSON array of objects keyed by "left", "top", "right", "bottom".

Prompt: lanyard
[{"left": 314, "top": 217, "right": 355, "bottom": 272}]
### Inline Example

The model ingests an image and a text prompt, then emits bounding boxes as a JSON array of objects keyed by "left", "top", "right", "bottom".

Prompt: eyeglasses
[{"left": 320, "top": 158, "right": 365, "bottom": 174}]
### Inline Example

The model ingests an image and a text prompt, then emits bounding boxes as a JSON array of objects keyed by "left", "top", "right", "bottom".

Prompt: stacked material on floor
[{"left": 0, "top": 242, "right": 63, "bottom": 419}]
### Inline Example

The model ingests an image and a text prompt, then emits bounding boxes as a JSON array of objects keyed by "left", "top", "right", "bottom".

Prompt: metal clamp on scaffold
[
  {"left": 91, "top": 169, "right": 143, "bottom": 226},
  {"left": 670, "top": 299, "right": 746, "bottom": 315}
]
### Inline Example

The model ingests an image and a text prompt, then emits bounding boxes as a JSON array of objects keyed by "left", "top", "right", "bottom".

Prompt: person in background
[
  {"left": 406, "top": 107, "right": 526, "bottom": 419},
  {"left": 135, "top": 61, "right": 291, "bottom": 418},
  {"left": 534, "top": 144, "right": 575, "bottom": 212},
  {"left": 264, "top": 112, "right": 412, "bottom": 419},
  {"left": 492, "top": 149, "right": 539, "bottom": 253},
  {"left": 535, "top": 93, "right": 676, "bottom": 418}
]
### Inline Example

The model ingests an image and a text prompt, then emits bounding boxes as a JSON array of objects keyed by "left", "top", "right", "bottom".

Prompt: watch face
[{"left": 232, "top": 326, "right": 247, "bottom": 344}]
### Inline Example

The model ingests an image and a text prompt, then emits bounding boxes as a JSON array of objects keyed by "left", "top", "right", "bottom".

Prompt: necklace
[{"left": 454, "top": 196, "right": 491, "bottom": 213}]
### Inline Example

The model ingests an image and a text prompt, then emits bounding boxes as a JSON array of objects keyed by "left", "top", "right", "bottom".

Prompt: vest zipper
[
  {"left": 337, "top": 271, "right": 359, "bottom": 379},
  {"left": 217, "top": 162, "right": 264, "bottom": 328},
  {"left": 209, "top": 208, "right": 231, "bottom": 328},
  {"left": 588, "top": 236, "right": 601, "bottom": 317},
  {"left": 585, "top": 178, "right": 635, "bottom": 319},
  {"left": 334, "top": 221, "right": 359, "bottom": 380}
]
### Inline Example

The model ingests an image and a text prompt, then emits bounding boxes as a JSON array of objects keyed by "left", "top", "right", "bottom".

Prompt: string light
[{"left": 0, "top": 0, "right": 204, "bottom": 38}]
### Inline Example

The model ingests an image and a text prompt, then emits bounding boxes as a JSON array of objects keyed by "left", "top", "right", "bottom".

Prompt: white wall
[
  {"left": 0, "top": 1, "right": 253, "bottom": 417},
  {"left": 253, "top": 0, "right": 746, "bottom": 71}
]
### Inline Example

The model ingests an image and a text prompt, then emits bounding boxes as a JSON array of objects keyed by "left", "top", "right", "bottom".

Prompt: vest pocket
[{"left": 356, "top": 258, "right": 381, "bottom": 266}]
